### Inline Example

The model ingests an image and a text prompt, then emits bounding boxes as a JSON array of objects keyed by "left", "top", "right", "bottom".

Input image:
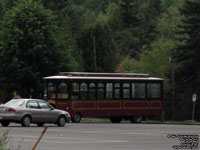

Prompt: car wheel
[
  {"left": 1, "top": 121, "right": 10, "bottom": 127},
  {"left": 57, "top": 116, "right": 66, "bottom": 127},
  {"left": 21, "top": 115, "right": 31, "bottom": 127},
  {"left": 71, "top": 113, "right": 82, "bottom": 123},
  {"left": 37, "top": 123, "right": 44, "bottom": 127}
]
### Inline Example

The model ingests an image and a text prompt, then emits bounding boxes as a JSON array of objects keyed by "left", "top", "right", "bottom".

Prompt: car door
[
  {"left": 26, "top": 100, "right": 43, "bottom": 122},
  {"left": 38, "top": 101, "right": 57, "bottom": 123}
]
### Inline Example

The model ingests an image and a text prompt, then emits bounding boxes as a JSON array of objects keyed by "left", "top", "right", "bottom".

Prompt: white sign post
[
  {"left": 192, "top": 94, "right": 196, "bottom": 102},
  {"left": 192, "top": 94, "right": 196, "bottom": 121}
]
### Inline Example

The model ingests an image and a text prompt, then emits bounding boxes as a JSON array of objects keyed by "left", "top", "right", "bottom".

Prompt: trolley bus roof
[
  {"left": 43, "top": 75, "right": 163, "bottom": 81},
  {"left": 59, "top": 72, "right": 150, "bottom": 78},
  {"left": 43, "top": 72, "right": 163, "bottom": 80}
]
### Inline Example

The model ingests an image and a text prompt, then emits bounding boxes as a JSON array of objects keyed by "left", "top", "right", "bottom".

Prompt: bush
[{"left": 0, "top": 130, "right": 9, "bottom": 150}]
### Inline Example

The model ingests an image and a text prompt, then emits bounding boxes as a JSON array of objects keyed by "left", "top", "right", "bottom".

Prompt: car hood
[{"left": 54, "top": 109, "right": 70, "bottom": 117}]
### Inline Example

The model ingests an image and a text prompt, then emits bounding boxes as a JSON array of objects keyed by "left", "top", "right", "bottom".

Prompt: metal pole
[
  {"left": 172, "top": 61, "right": 175, "bottom": 120},
  {"left": 192, "top": 101, "right": 195, "bottom": 121}
]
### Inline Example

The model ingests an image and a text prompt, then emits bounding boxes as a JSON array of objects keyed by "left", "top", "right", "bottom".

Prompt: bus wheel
[
  {"left": 130, "top": 116, "right": 142, "bottom": 123},
  {"left": 71, "top": 113, "right": 82, "bottom": 123},
  {"left": 110, "top": 117, "right": 122, "bottom": 123}
]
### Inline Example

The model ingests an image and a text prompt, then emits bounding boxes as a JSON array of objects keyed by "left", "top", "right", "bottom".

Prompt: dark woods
[{"left": 0, "top": 0, "right": 199, "bottom": 121}]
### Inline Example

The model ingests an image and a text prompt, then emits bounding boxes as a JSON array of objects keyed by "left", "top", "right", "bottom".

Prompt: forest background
[{"left": 0, "top": 0, "right": 200, "bottom": 121}]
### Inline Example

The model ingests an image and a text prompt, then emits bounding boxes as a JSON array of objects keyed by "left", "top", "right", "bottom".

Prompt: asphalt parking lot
[{"left": 1, "top": 122, "right": 200, "bottom": 150}]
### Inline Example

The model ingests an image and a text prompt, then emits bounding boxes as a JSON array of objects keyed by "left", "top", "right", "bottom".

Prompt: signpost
[{"left": 192, "top": 94, "right": 196, "bottom": 121}]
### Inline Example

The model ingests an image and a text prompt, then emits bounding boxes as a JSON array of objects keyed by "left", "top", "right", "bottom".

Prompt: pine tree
[
  {"left": 175, "top": 0, "right": 200, "bottom": 93},
  {"left": 116, "top": 0, "right": 142, "bottom": 58},
  {"left": 120, "top": 0, "right": 141, "bottom": 28},
  {"left": 141, "top": 0, "right": 162, "bottom": 49},
  {"left": 78, "top": 13, "right": 120, "bottom": 72}
]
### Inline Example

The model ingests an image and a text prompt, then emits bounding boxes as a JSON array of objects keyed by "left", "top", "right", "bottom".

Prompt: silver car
[{"left": 0, "top": 99, "right": 70, "bottom": 127}]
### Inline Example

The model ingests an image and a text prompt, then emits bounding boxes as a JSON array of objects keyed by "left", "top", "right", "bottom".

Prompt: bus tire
[
  {"left": 71, "top": 113, "right": 82, "bottom": 123},
  {"left": 110, "top": 117, "right": 122, "bottom": 123},
  {"left": 130, "top": 116, "right": 142, "bottom": 123}
]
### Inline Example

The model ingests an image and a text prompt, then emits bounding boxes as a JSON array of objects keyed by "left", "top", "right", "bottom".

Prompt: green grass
[
  {"left": 82, "top": 117, "right": 200, "bottom": 125},
  {"left": 82, "top": 117, "right": 110, "bottom": 122},
  {"left": 145, "top": 120, "right": 200, "bottom": 125},
  {"left": 0, "top": 130, "right": 9, "bottom": 150},
  {"left": 0, "top": 130, "right": 22, "bottom": 150}
]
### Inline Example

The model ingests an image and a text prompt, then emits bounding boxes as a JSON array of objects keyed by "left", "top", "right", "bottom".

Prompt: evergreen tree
[
  {"left": 106, "top": 2, "right": 123, "bottom": 32},
  {"left": 175, "top": 0, "right": 200, "bottom": 94},
  {"left": 0, "top": 0, "right": 18, "bottom": 20},
  {"left": 120, "top": 0, "right": 141, "bottom": 28},
  {"left": 42, "top": 0, "right": 68, "bottom": 11},
  {"left": 78, "top": 13, "right": 120, "bottom": 72},
  {"left": 0, "top": 1, "right": 4, "bottom": 20},
  {"left": 173, "top": 0, "right": 200, "bottom": 120},
  {"left": 140, "top": 0, "right": 162, "bottom": 49},
  {"left": 116, "top": 0, "right": 142, "bottom": 58}
]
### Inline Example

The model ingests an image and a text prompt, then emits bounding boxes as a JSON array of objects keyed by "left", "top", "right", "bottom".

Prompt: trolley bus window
[
  {"left": 123, "top": 83, "right": 130, "bottom": 99},
  {"left": 89, "top": 83, "right": 96, "bottom": 99},
  {"left": 72, "top": 83, "right": 79, "bottom": 99},
  {"left": 132, "top": 83, "right": 145, "bottom": 98},
  {"left": 48, "top": 82, "right": 56, "bottom": 99},
  {"left": 97, "top": 83, "right": 104, "bottom": 99},
  {"left": 147, "top": 83, "right": 161, "bottom": 98},
  {"left": 114, "top": 83, "right": 120, "bottom": 99},
  {"left": 57, "top": 81, "right": 68, "bottom": 99},
  {"left": 106, "top": 83, "right": 113, "bottom": 99},
  {"left": 80, "top": 83, "right": 88, "bottom": 99}
]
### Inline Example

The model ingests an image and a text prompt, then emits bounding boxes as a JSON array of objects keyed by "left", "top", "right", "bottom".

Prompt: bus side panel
[
  {"left": 97, "top": 100, "right": 122, "bottom": 110},
  {"left": 123, "top": 100, "right": 149, "bottom": 110},
  {"left": 67, "top": 100, "right": 163, "bottom": 118},
  {"left": 72, "top": 100, "right": 96, "bottom": 110},
  {"left": 149, "top": 100, "right": 163, "bottom": 116}
]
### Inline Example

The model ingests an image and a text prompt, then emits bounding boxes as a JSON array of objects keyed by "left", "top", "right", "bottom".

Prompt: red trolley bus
[{"left": 43, "top": 72, "right": 163, "bottom": 123}]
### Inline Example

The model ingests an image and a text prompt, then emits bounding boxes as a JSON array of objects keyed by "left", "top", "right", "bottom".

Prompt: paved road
[{"left": 0, "top": 122, "right": 200, "bottom": 150}]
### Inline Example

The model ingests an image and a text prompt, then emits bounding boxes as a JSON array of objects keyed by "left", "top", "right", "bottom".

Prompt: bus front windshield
[
  {"left": 47, "top": 82, "right": 56, "bottom": 99},
  {"left": 47, "top": 81, "right": 69, "bottom": 100}
]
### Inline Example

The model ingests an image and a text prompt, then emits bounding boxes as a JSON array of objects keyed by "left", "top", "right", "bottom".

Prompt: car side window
[
  {"left": 38, "top": 101, "right": 51, "bottom": 110},
  {"left": 26, "top": 101, "right": 40, "bottom": 109}
]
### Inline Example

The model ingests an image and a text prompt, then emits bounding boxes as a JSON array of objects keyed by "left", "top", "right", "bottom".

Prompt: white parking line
[{"left": 9, "top": 134, "right": 130, "bottom": 144}]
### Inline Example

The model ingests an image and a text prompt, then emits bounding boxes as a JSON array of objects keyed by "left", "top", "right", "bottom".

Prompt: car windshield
[{"left": 4, "top": 99, "right": 25, "bottom": 107}]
